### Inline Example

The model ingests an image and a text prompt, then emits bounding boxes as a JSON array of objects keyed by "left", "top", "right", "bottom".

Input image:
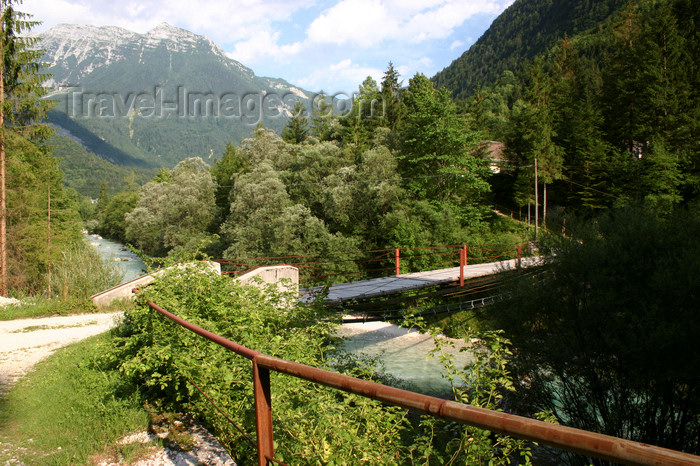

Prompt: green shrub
[
  {"left": 50, "top": 241, "right": 124, "bottom": 300},
  {"left": 108, "top": 263, "right": 535, "bottom": 464}
]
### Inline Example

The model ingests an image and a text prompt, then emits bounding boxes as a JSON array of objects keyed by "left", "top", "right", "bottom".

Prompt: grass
[
  {"left": 0, "top": 331, "right": 154, "bottom": 465},
  {"left": 0, "top": 297, "right": 133, "bottom": 321}
]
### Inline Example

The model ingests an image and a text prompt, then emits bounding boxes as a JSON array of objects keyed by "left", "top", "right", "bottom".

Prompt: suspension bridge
[{"left": 92, "top": 242, "right": 539, "bottom": 309}]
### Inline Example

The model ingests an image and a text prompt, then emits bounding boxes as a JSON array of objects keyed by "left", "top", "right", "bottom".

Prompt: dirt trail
[
  {"left": 0, "top": 312, "right": 123, "bottom": 395},
  {"left": 0, "top": 312, "right": 236, "bottom": 465}
]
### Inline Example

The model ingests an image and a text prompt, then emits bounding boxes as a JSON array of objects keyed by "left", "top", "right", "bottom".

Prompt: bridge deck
[{"left": 305, "top": 257, "right": 540, "bottom": 304}]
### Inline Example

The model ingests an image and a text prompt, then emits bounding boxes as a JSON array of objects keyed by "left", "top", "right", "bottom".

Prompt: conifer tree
[
  {"left": 380, "top": 62, "right": 403, "bottom": 130},
  {"left": 1, "top": 1, "right": 53, "bottom": 294},
  {"left": 281, "top": 101, "right": 309, "bottom": 144},
  {"left": 310, "top": 92, "right": 336, "bottom": 142},
  {"left": 339, "top": 76, "right": 382, "bottom": 156}
]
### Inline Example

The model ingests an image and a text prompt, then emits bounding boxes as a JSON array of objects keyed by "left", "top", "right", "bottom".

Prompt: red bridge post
[{"left": 395, "top": 248, "right": 400, "bottom": 276}]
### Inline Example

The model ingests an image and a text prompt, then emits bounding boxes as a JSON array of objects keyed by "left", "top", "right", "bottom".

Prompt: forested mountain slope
[
  {"left": 39, "top": 23, "right": 311, "bottom": 168},
  {"left": 432, "top": 0, "right": 627, "bottom": 100}
]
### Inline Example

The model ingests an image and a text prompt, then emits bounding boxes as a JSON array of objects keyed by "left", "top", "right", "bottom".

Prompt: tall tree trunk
[
  {"left": 543, "top": 183, "right": 547, "bottom": 229},
  {"left": 0, "top": 35, "right": 6, "bottom": 296},
  {"left": 534, "top": 158, "right": 539, "bottom": 241}
]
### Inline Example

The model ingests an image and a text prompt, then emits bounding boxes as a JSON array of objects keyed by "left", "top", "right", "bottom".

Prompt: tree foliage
[
  {"left": 476, "top": 0, "right": 698, "bottom": 218},
  {"left": 125, "top": 157, "right": 216, "bottom": 257},
  {"left": 400, "top": 73, "right": 491, "bottom": 212},
  {"left": 483, "top": 205, "right": 700, "bottom": 461},
  {"left": 281, "top": 101, "right": 309, "bottom": 144},
  {"left": 432, "top": 0, "right": 628, "bottom": 100}
]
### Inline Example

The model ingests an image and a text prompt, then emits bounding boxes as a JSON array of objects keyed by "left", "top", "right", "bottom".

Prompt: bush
[
  {"left": 484, "top": 205, "right": 700, "bottom": 462},
  {"left": 49, "top": 241, "right": 125, "bottom": 300},
  {"left": 108, "top": 264, "right": 408, "bottom": 463},
  {"left": 109, "top": 264, "right": 537, "bottom": 464}
]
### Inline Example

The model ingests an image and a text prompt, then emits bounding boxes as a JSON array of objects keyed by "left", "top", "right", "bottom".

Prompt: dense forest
[
  {"left": 466, "top": 0, "right": 699, "bottom": 220},
  {"left": 432, "top": 0, "right": 629, "bottom": 100}
]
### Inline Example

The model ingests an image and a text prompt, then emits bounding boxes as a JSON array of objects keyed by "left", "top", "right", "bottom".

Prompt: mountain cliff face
[
  {"left": 39, "top": 23, "right": 310, "bottom": 168},
  {"left": 41, "top": 23, "right": 257, "bottom": 88}
]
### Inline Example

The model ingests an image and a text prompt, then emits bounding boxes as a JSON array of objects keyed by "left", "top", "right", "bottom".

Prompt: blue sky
[{"left": 26, "top": 0, "right": 514, "bottom": 93}]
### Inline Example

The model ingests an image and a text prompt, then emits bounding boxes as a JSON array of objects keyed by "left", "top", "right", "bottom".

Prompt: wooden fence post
[{"left": 253, "top": 361, "right": 274, "bottom": 466}]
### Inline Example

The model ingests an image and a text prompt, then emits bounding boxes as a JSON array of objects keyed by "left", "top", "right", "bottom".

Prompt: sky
[{"left": 24, "top": 0, "right": 514, "bottom": 94}]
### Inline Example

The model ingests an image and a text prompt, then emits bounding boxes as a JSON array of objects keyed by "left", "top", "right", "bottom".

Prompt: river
[
  {"left": 85, "top": 233, "right": 147, "bottom": 283},
  {"left": 336, "top": 320, "right": 473, "bottom": 396}
]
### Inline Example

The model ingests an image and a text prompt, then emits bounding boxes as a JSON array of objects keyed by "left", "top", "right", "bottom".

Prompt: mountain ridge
[
  {"left": 39, "top": 22, "right": 258, "bottom": 89},
  {"left": 432, "top": 0, "right": 628, "bottom": 100},
  {"left": 38, "top": 22, "right": 311, "bottom": 169}
]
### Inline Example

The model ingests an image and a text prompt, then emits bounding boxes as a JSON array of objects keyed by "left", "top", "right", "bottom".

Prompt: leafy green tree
[
  {"left": 125, "top": 157, "right": 217, "bottom": 257},
  {"left": 96, "top": 181, "right": 109, "bottom": 215},
  {"left": 467, "top": 70, "right": 521, "bottom": 141},
  {"left": 97, "top": 190, "right": 138, "bottom": 242},
  {"left": 484, "top": 205, "right": 700, "bottom": 461},
  {"left": 322, "top": 143, "right": 404, "bottom": 247},
  {"left": 281, "top": 101, "right": 309, "bottom": 144},
  {"left": 211, "top": 141, "right": 248, "bottom": 221},
  {"left": 220, "top": 160, "right": 358, "bottom": 269},
  {"left": 399, "top": 73, "right": 490, "bottom": 213}
]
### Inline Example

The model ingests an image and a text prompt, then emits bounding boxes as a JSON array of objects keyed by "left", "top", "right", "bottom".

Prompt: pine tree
[
  {"left": 281, "top": 101, "right": 309, "bottom": 144},
  {"left": 339, "top": 76, "right": 382, "bottom": 156},
  {"left": 1, "top": 1, "right": 54, "bottom": 294},
  {"left": 310, "top": 92, "right": 336, "bottom": 142},
  {"left": 380, "top": 62, "right": 403, "bottom": 130}
]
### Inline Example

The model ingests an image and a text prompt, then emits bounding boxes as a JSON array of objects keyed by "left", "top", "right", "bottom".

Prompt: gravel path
[
  {"left": 0, "top": 312, "right": 124, "bottom": 395},
  {"left": 0, "top": 312, "right": 235, "bottom": 465}
]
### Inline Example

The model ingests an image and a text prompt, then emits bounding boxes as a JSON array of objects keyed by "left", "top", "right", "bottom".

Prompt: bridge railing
[
  {"left": 214, "top": 242, "right": 529, "bottom": 287},
  {"left": 145, "top": 299, "right": 699, "bottom": 466}
]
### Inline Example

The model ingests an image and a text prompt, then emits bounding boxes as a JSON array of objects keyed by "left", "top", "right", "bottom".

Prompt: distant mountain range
[{"left": 39, "top": 22, "right": 311, "bottom": 171}]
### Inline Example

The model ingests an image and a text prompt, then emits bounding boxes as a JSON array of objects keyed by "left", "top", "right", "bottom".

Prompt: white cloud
[
  {"left": 297, "top": 58, "right": 384, "bottom": 93},
  {"left": 25, "top": 0, "right": 310, "bottom": 44},
  {"left": 228, "top": 31, "right": 302, "bottom": 66},
  {"left": 306, "top": 0, "right": 393, "bottom": 47},
  {"left": 450, "top": 39, "right": 465, "bottom": 50},
  {"left": 305, "top": 0, "right": 511, "bottom": 48},
  {"left": 24, "top": 0, "right": 513, "bottom": 95}
]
